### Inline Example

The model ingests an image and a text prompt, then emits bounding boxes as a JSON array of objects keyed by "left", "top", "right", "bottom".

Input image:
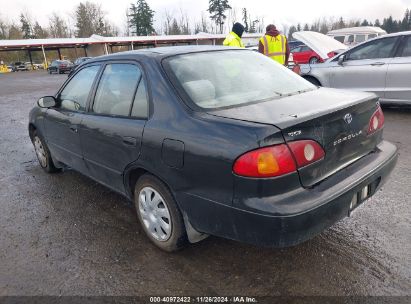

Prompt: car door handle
[
  {"left": 371, "top": 62, "right": 386, "bottom": 66},
  {"left": 122, "top": 136, "right": 137, "bottom": 146},
  {"left": 69, "top": 126, "right": 78, "bottom": 133}
]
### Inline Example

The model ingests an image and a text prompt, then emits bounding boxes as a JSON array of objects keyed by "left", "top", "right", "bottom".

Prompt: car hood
[{"left": 293, "top": 31, "right": 348, "bottom": 60}]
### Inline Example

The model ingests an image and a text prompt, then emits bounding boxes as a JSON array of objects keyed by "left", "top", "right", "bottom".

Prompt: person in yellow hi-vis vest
[
  {"left": 223, "top": 23, "right": 245, "bottom": 48},
  {"left": 258, "top": 24, "right": 290, "bottom": 65}
]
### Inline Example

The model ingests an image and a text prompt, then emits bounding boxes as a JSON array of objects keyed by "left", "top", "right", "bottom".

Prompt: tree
[
  {"left": 48, "top": 13, "right": 70, "bottom": 38},
  {"left": 288, "top": 25, "right": 297, "bottom": 40},
  {"left": 297, "top": 23, "right": 301, "bottom": 31},
  {"left": 374, "top": 19, "right": 381, "bottom": 27},
  {"left": 75, "top": 1, "right": 113, "bottom": 37},
  {"left": 401, "top": 8, "right": 410, "bottom": 31},
  {"left": 20, "top": 13, "right": 33, "bottom": 39},
  {"left": 242, "top": 8, "right": 249, "bottom": 32},
  {"left": 0, "top": 18, "right": 8, "bottom": 39},
  {"left": 361, "top": 19, "right": 369, "bottom": 26},
  {"left": 128, "top": 0, "right": 155, "bottom": 36},
  {"left": 303, "top": 23, "right": 309, "bottom": 31},
  {"left": 33, "top": 22, "right": 48, "bottom": 38},
  {"left": 208, "top": 0, "right": 231, "bottom": 34}
]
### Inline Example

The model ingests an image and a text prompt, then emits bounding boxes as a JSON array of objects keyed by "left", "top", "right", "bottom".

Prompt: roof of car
[{"left": 86, "top": 45, "right": 247, "bottom": 63}]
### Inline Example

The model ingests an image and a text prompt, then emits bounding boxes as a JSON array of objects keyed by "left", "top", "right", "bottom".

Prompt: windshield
[{"left": 164, "top": 50, "right": 315, "bottom": 109}]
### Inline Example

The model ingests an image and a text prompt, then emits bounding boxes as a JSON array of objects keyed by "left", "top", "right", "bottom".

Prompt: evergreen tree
[
  {"left": 33, "top": 22, "right": 48, "bottom": 38},
  {"left": 374, "top": 19, "right": 381, "bottom": 27},
  {"left": 361, "top": 19, "right": 369, "bottom": 26},
  {"left": 303, "top": 23, "right": 309, "bottom": 31},
  {"left": 401, "top": 8, "right": 410, "bottom": 30},
  {"left": 338, "top": 17, "right": 345, "bottom": 29},
  {"left": 208, "top": 0, "right": 232, "bottom": 33},
  {"left": 242, "top": 8, "right": 249, "bottom": 32},
  {"left": 128, "top": 0, "right": 155, "bottom": 36},
  {"left": 288, "top": 25, "right": 297, "bottom": 40},
  {"left": 20, "top": 14, "right": 33, "bottom": 39},
  {"left": 297, "top": 23, "right": 301, "bottom": 31},
  {"left": 75, "top": 2, "right": 109, "bottom": 37}
]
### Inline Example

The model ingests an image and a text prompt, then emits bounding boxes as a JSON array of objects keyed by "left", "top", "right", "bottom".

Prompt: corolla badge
[{"left": 343, "top": 113, "right": 353, "bottom": 124}]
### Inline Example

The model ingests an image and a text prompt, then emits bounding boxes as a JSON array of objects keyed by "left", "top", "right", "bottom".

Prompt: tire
[
  {"left": 48, "top": 70, "right": 52, "bottom": 74},
  {"left": 309, "top": 57, "right": 319, "bottom": 64},
  {"left": 58, "top": 68, "right": 61, "bottom": 74},
  {"left": 31, "top": 131, "right": 59, "bottom": 173},
  {"left": 134, "top": 174, "right": 188, "bottom": 252}
]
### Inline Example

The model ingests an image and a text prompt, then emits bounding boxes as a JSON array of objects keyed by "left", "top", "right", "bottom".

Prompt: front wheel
[
  {"left": 32, "top": 131, "right": 59, "bottom": 173},
  {"left": 134, "top": 174, "right": 188, "bottom": 252}
]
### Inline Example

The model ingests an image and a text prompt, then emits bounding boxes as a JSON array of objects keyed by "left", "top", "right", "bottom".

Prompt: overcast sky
[{"left": 1, "top": 0, "right": 410, "bottom": 34}]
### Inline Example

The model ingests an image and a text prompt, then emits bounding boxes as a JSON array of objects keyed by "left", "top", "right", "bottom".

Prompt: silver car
[{"left": 297, "top": 31, "right": 411, "bottom": 105}]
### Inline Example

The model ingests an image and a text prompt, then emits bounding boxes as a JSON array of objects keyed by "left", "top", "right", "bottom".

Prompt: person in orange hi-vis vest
[{"left": 258, "top": 24, "right": 290, "bottom": 66}]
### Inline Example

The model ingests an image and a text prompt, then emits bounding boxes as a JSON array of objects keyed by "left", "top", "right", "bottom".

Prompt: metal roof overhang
[{"left": 0, "top": 33, "right": 261, "bottom": 52}]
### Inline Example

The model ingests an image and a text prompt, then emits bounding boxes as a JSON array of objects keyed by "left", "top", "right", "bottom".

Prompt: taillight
[
  {"left": 233, "top": 140, "right": 326, "bottom": 178},
  {"left": 368, "top": 106, "right": 384, "bottom": 135},
  {"left": 287, "top": 140, "right": 325, "bottom": 168},
  {"left": 233, "top": 145, "right": 296, "bottom": 178}
]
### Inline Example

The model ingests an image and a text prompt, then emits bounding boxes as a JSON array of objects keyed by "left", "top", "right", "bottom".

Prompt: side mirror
[
  {"left": 37, "top": 96, "right": 56, "bottom": 108},
  {"left": 338, "top": 55, "right": 346, "bottom": 66}
]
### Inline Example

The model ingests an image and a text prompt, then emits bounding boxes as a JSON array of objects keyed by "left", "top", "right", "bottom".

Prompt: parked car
[
  {"left": 68, "top": 57, "right": 92, "bottom": 76},
  {"left": 288, "top": 39, "right": 305, "bottom": 50},
  {"left": 295, "top": 30, "right": 411, "bottom": 105},
  {"left": 327, "top": 26, "right": 387, "bottom": 46},
  {"left": 291, "top": 44, "right": 330, "bottom": 64},
  {"left": 13, "top": 61, "right": 29, "bottom": 71},
  {"left": 29, "top": 46, "right": 397, "bottom": 251},
  {"left": 7, "top": 65, "right": 15, "bottom": 72},
  {"left": 47, "top": 60, "right": 73, "bottom": 74}
]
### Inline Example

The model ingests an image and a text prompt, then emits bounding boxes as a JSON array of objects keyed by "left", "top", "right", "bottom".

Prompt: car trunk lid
[{"left": 209, "top": 87, "right": 381, "bottom": 187}]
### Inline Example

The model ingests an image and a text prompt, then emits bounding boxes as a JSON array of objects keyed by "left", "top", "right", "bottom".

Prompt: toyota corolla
[{"left": 29, "top": 46, "right": 398, "bottom": 251}]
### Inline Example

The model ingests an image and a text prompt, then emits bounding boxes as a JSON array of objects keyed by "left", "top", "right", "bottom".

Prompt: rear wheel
[
  {"left": 304, "top": 76, "right": 321, "bottom": 86},
  {"left": 309, "top": 57, "right": 319, "bottom": 64},
  {"left": 134, "top": 174, "right": 188, "bottom": 252},
  {"left": 32, "top": 131, "right": 59, "bottom": 173}
]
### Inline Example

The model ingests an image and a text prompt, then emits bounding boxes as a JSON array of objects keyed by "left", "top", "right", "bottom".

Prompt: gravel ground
[{"left": 0, "top": 71, "right": 410, "bottom": 297}]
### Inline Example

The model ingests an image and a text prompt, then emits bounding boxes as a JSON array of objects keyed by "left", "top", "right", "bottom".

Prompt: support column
[
  {"left": 28, "top": 50, "right": 33, "bottom": 70},
  {"left": 131, "top": 41, "right": 134, "bottom": 50},
  {"left": 74, "top": 47, "right": 78, "bottom": 59},
  {"left": 57, "top": 48, "right": 62, "bottom": 60},
  {"left": 104, "top": 43, "right": 109, "bottom": 55},
  {"left": 41, "top": 45, "right": 48, "bottom": 69},
  {"left": 83, "top": 46, "right": 88, "bottom": 56}
]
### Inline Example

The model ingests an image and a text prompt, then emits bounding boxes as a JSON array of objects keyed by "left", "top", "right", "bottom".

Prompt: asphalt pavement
[{"left": 0, "top": 71, "right": 410, "bottom": 297}]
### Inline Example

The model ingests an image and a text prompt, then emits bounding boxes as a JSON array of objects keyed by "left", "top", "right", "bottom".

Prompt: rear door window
[
  {"left": 131, "top": 78, "right": 149, "bottom": 119},
  {"left": 59, "top": 65, "right": 100, "bottom": 111},
  {"left": 92, "top": 63, "right": 142, "bottom": 116}
]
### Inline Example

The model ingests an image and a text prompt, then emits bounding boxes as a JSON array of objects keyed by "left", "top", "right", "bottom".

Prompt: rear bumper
[{"left": 181, "top": 140, "right": 398, "bottom": 247}]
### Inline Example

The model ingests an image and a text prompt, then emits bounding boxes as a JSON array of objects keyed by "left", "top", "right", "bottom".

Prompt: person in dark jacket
[{"left": 223, "top": 23, "right": 245, "bottom": 47}]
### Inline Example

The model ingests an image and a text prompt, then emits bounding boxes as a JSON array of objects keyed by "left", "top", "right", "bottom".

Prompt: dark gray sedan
[{"left": 29, "top": 46, "right": 398, "bottom": 251}]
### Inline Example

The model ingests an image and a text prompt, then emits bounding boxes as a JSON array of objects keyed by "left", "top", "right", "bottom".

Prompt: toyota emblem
[{"left": 344, "top": 113, "right": 353, "bottom": 124}]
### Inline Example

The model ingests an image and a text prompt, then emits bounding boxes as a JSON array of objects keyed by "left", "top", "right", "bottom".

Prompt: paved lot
[{"left": 0, "top": 71, "right": 410, "bottom": 296}]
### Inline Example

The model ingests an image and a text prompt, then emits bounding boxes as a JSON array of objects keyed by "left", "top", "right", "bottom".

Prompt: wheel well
[
  {"left": 28, "top": 123, "right": 36, "bottom": 140},
  {"left": 302, "top": 75, "right": 321, "bottom": 86}
]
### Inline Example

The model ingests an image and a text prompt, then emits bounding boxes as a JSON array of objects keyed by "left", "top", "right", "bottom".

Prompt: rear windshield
[{"left": 164, "top": 50, "right": 315, "bottom": 109}]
